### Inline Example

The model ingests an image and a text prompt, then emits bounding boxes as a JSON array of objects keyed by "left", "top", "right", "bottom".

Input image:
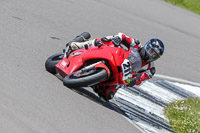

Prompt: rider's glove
[
  {"left": 128, "top": 79, "right": 137, "bottom": 87},
  {"left": 133, "top": 38, "right": 140, "bottom": 45},
  {"left": 112, "top": 36, "right": 122, "bottom": 46}
]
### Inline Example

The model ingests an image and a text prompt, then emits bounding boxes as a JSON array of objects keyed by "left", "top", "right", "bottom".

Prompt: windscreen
[{"left": 128, "top": 47, "right": 142, "bottom": 72}]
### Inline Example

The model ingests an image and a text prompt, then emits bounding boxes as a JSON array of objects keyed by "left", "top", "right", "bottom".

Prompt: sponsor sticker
[{"left": 61, "top": 61, "right": 67, "bottom": 68}]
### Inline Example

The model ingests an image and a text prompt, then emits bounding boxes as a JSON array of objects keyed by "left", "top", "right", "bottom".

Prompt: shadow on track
[
  {"left": 48, "top": 72, "right": 127, "bottom": 117},
  {"left": 67, "top": 86, "right": 127, "bottom": 117}
]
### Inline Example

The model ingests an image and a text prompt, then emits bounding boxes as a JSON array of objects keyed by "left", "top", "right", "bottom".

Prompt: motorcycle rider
[
  {"left": 67, "top": 32, "right": 164, "bottom": 87},
  {"left": 66, "top": 32, "right": 164, "bottom": 100}
]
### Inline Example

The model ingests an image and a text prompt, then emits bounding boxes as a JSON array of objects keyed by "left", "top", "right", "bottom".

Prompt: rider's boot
[
  {"left": 66, "top": 39, "right": 104, "bottom": 57},
  {"left": 70, "top": 39, "right": 96, "bottom": 51},
  {"left": 65, "top": 39, "right": 96, "bottom": 57}
]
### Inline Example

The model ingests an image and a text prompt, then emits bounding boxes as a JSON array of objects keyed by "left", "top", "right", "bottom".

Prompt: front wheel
[
  {"left": 45, "top": 53, "right": 64, "bottom": 74},
  {"left": 63, "top": 68, "right": 108, "bottom": 88}
]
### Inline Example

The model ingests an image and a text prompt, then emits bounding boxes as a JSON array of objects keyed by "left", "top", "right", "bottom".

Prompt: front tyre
[
  {"left": 45, "top": 53, "right": 64, "bottom": 74},
  {"left": 63, "top": 68, "right": 108, "bottom": 88}
]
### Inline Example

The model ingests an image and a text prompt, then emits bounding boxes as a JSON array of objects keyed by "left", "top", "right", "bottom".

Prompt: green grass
[
  {"left": 164, "top": 98, "right": 200, "bottom": 133},
  {"left": 165, "top": 0, "right": 200, "bottom": 15}
]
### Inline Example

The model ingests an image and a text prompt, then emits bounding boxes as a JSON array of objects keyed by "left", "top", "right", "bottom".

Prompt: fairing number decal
[{"left": 121, "top": 59, "right": 131, "bottom": 80}]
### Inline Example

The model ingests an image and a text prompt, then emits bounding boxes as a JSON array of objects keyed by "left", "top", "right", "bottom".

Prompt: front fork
[{"left": 63, "top": 44, "right": 72, "bottom": 58}]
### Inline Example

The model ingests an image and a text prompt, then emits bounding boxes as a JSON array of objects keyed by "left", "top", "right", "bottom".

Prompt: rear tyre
[
  {"left": 63, "top": 68, "right": 108, "bottom": 88},
  {"left": 45, "top": 53, "right": 64, "bottom": 74}
]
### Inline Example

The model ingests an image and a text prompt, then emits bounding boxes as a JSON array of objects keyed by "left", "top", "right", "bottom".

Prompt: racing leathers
[{"left": 69, "top": 32, "right": 156, "bottom": 87}]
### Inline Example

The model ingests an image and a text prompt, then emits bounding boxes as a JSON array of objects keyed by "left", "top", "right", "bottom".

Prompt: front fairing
[
  {"left": 56, "top": 46, "right": 117, "bottom": 78},
  {"left": 56, "top": 45, "right": 135, "bottom": 86}
]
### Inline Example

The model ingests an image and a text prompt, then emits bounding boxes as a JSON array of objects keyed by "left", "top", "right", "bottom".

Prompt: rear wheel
[
  {"left": 63, "top": 68, "right": 108, "bottom": 88},
  {"left": 45, "top": 53, "right": 64, "bottom": 74}
]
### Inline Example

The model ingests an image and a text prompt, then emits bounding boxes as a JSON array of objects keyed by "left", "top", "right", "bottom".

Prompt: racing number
[{"left": 121, "top": 59, "right": 131, "bottom": 80}]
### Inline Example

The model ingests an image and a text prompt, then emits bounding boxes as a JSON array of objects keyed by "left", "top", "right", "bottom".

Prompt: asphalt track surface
[{"left": 1, "top": 0, "right": 200, "bottom": 133}]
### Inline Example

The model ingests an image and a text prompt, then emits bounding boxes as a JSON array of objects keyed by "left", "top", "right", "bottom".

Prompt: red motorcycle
[{"left": 45, "top": 32, "right": 134, "bottom": 101}]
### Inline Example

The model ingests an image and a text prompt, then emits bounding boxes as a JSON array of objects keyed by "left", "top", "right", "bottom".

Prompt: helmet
[{"left": 141, "top": 39, "right": 164, "bottom": 62}]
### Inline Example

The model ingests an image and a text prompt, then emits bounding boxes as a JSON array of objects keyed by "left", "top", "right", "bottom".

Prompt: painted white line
[{"left": 154, "top": 74, "right": 200, "bottom": 87}]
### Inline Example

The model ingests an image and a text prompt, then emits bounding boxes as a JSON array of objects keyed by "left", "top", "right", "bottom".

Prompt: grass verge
[
  {"left": 165, "top": 0, "right": 200, "bottom": 15},
  {"left": 164, "top": 98, "right": 200, "bottom": 133}
]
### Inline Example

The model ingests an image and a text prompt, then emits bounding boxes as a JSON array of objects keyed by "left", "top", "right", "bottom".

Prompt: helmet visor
[{"left": 145, "top": 42, "right": 160, "bottom": 62}]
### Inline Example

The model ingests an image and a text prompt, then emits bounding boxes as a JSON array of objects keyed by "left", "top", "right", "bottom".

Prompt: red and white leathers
[{"left": 70, "top": 32, "right": 156, "bottom": 86}]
